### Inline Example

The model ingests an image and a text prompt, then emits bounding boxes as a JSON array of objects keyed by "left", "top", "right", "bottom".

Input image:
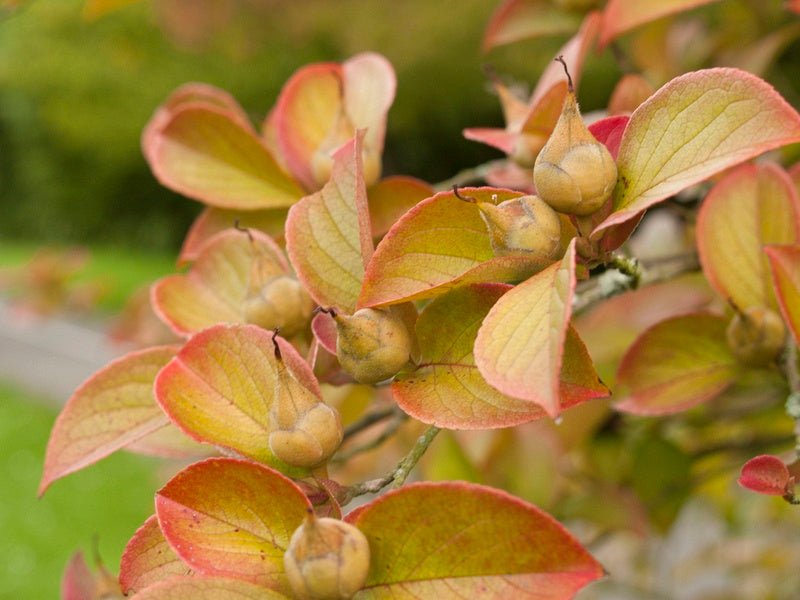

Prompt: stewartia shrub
[{"left": 40, "top": 2, "right": 800, "bottom": 599}]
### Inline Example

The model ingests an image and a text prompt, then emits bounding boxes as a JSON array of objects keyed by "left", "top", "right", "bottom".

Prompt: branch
[
  {"left": 342, "top": 405, "right": 400, "bottom": 442},
  {"left": 334, "top": 411, "right": 408, "bottom": 463},
  {"left": 340, "top": 425, "right": 441, "bottom": 504}
]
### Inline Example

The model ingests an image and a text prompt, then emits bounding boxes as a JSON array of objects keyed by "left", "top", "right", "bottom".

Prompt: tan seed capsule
[
  {"left": 284, "top": 512, "right": 371, "bottom": 600},
  {"left": 478, "top": 195, "right": 562, "bottom": 259},
  {"left": 726, "top": 306, "right": 786, "bottom": 367},
  {"left": 533, "top": 61, "right": 617, "bottom": 217},
  {"left": 268, "top": 358, "right": 342, "bottom": 468},
  {"left": 335, "top": 308, "right": 412, "bottom": 384},
  {"left": 242, "top": 275, "right": 315, "bottom": 337}
]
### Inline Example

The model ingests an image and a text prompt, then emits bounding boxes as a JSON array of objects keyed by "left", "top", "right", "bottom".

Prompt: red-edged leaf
[
  {"left": 152, "top": 229, "right": 290, "bottom": 336},
  {"left": 587, "top": 115, "right": 629, "bottom": 160},
  {"left": 393, "top": 283, "right": 606, "bottom": 429},
  {"left": 738, "top": 455, "right": 793, "bottom": 496},
  {"left": 62, "top": 551, "right": 119, "bottom": 600},
  {"left": 615, "top": 314, "right": 739, "bottom": 415},
  {"left": 599, "top": 0, "right": 722, "bottom": 47},
  {"left": 178, "top": 207, "right": 288, "bottom": 265},
  {"left": 142, "top": 83, "right": 254, "bottom": 165},
  {"left": 359, "top": 187, "right": 551, "bottom": 307},
  {"left": 474, "top": 241, "right": 577, "bottom": 418},
  {"left": 62, "top": 552, "right": 95, "bottom": 600},
  {"left": 130, "top": 575, "right": 289, "bottom": 599},
  {"left": 285, "top": 133, "right": 373, "bottom": 313},
  {"left": 273, "top": 54, "right": 395, "bottom": 191},
  {"left": 121, "top": 515, "right": 188, "bottom": 595},
  {"left": 368, "top": 176, "right": 433, "bottom": 239},
  {"left": 311, "top": 311, "right": 338, "bottom": 355},
  {"left": 155, "top": 458, "right": 310, "bottom": 591},
  {"left": 482, "top": 0, "right": 581, "bottom": 51},
  {"left": 345, "top": 482, "right": 604, "bottom": 598},
  {"left": 608, "top": 74, "right": 656, "bottom": 115},
  {"left": 594, "top": 68, "right": 800, "bottom": 237},
  {"left": 39, "top": 345, "right": 179, "bottom": 496},
  {"left": 146, "top": 105, "right": 303, "bottom": 210},
  {"left": 154, "top": 324, "right": 320, "bottom": 472},
  {"left": 766, "top": 245, "right": 800, "bottom": 344},
  {"left": 697, "top": 163, "right": 800, "bottom": 310},
  {"left": 529, "top": 12, "right": 600, "bottom": 107}
]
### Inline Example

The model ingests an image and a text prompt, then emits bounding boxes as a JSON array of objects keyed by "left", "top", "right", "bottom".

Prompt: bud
[
  {"left": 284, "top": 511, "right": 370, "bottom": 600},
  {"left": 242, "top": 275, "right": 315, "bottom": 337},
  {"left": 726, "top": 306, "right": 786, "bottom": 367},
  {"left": 335, "top": 308, "right": 412, "bottom": 384},
  {"left": 533, "top": 61, "right": 617, "bottom": 217},
  {"left": 478, "top": 195, "right": 562, "bottom": 259},
  {"left": 268, "top": 358, "right": 342, "bottom": 468}
]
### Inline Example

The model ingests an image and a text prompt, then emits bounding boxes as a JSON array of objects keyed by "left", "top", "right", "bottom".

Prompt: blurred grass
[
  {"left": 0, "top": 240, "right": 176, "bottom": 312},
  {"left": 0, "top": 381, "right": 161, "bottom": 599}
]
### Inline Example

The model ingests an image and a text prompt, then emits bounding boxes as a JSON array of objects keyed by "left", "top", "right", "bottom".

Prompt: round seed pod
[
  {"left": 335, "top": 308, "right": 412, "bottom": 384},
  {"left": 478, "top": 195, "right": 562, "bottom": 259},
  {"left": 726, "top": 306, "right": 786, "bottom": 367},
  {"left": 242, "top": 275, "right": 315, "bottom": 337}
]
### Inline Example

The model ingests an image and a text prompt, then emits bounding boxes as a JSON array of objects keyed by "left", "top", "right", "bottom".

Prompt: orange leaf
[
  {"left": 600, "top": 0, "right": 721, "bottom": 47},
  {"left": 367, "top": 176, "right": 433, "bottom": 239},
  {"left": 482, "top": 0, "right": 581, "bottom": 51},
  {"left": 359, "top": 187, "right": 550, "bottom": 307},
  {"left": 152, "top": 229, "right": 290, "bottom": 336},
  {"left": 154, "top": 325, "right": 320, "bottom": 473},
  {"left": 474, "top": 240, "right": 577, "bottom": 417},
  {"left": 738, "top": 455, "right": 793, "bottom": 496},
  {"left": 155, "top": 458, "right": 310, "bottom": 591},
  {"left": 120, "top": 515, "right": 188, "bottom": 595},
  {"left": 146, "top": 105, "right": 303, "bottom": 210},
  {"left": 346, "top": 482, "right": 604, "bottom": 599},
  {"left": 285, "top": 133, "right": 373, "bottom": 313},
  {"left": 39, "top": 345, "right": 179, "bottom": 496},
  {"left": 697, "top": 163, "right": 800, "bottom": 310},
  {"left": 393, "top": 283, "right": 606, "bottom": 429}
]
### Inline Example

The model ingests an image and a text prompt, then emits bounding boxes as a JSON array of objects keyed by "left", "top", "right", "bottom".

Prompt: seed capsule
[
  {"left": 726, "top": 306, "right": 786, "bottom": 367},
  {"left": 533, "top": 62, "right": 617, "bottom": 217},
  {"left": 478, "top": 195, "right": 562, "bottom": 259},
  {"left": 268, "top": 357, "right": 342, "bottom": 468},
  {"left": 242, "top": 275, "right": 315, "bottom": 337},
  {"left": 335, "top": 308, "right": 412, "bottom": 384},
  {"left": 284, "top": 512, "right": 371, "bottom": 600}
]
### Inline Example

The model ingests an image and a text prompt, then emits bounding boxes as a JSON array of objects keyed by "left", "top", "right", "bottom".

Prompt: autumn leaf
[
  {"left": 145, "top": 105, "right": 303, "bottom": 210},
  {"left": 345, "top": 482, "right": 604, "bottom": 598},
  {"left": 474, "top": 241, "right": 577, "bottom": 418},
  {"left": 697, "top": 163, "right": 800, "bottom": 311},
  {"left": 594, "top": 68, "right": 800, "bottom": 236},
  {"left": 285, "top": 133, "right": 373, "bottom": 313},
  {"left": 766, "top": 245, "right": 800, "bottom": 344},
  {"left": 393, "top": 283, "right": 606, "bottom": 429},
  {"left": 154, "top": 324, "right": 320, "bottom": 473},
  {"left": 39, "top": 345, "right": 179, "bottom": 496},
  {"left": 367, "top": 176, "right": 433, "bottom": 239},
  {"left": 155, "top": 458, "right": 310, "bottom": 592},
  {"left": 120, "top": 515, "right": 188, "bottom": 595},
  {"left": 359, "top": 187, "right": 549, "bottom": 307},
  {"left": 600, "top": 0, "right": 722, "bottom": 47},
  {"left": 152, "top": 229, "right": 290, "bottom": 336},
  {"left": 482, "top": 0, "right": 581, "bottom": 51},
  {"left": 738, "top": 455, "right": 794, "bottom": 496},
  {"left": 131, "top": 575, "right": 289, "bottom": 599},
  {"left": 615, "top": 314, "right": 739, "bottom": 415}
]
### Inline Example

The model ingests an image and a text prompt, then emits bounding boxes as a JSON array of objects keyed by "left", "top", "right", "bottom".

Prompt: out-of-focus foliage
[{"left": 0, "top": 0, "right": 543, "bottom": 250}]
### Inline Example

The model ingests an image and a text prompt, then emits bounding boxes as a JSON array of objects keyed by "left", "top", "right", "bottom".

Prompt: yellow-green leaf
[
  {"left": 285, "top": 134, "right": 373, "bottom": 313},
  {"left": 697, "top": 162, "right": 800, "bottom": 310},
  {"left": 766, "top": 245, "right": 800, "bottom": 344},
  {"left": 131, "top": 576, "right": 288, "bottom": 599},
  {"left": 39, "top": 345, "right": 179, "bottom": 496},
  {"left": 147, "top": 106, "right": 303, "bottom": 210},
  {"left": 595, "top": 68, "right": 800, "bottom": 236},
  {"left": 474, "top": 241, "right": 577, "bottom": 417},
  {"left": 615, "top": 314, "right": 739, "bottom": 415},
  {"left": 345, "top": 482, "right": 604, "bottom": 599},
  {"left": 120, "top": 515, "right": 187, "bottom": 595}
]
